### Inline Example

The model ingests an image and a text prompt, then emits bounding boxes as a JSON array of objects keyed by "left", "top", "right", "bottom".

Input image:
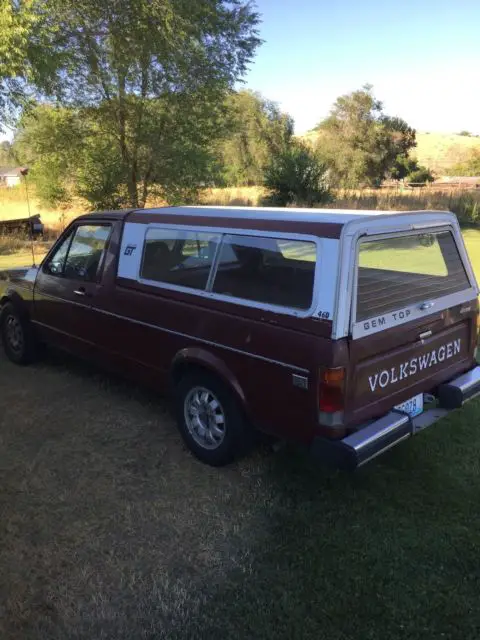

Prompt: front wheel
[
  {"left": 174, "top": 371, "right": 254, "bottom": 466},
  {"left": 0, "top": 302, "right": 37, "bottom": 365}
]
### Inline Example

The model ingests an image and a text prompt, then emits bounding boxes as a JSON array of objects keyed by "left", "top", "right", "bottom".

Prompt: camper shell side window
[{"left": 135, "top": 225, "right": 322, "bottom": 317}]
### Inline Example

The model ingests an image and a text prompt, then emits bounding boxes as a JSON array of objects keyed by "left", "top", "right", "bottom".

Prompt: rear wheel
[
  {"left": 175, "top": 371, "right": 253, "bottom": 466},
  {"left": 0, "top": 302, "right": 36, "bottom": 365}
]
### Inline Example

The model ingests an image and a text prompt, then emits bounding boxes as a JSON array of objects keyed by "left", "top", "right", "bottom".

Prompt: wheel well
[
  {"left": 171, "top": 360, "right": 251, "bottom": 428},
  {"left": 171, "top": 359, "right": 246, "bottom": 407},
  {"left": 171, "top": 360, "right": 216, "bottom": 387},
  {"left": 0, "top": 295, "right": 10, "bottom": 310}
]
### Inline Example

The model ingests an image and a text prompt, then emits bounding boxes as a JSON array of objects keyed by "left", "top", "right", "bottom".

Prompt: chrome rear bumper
[{"left": 311, "top": 365, "right": 480, "bottom": 470}]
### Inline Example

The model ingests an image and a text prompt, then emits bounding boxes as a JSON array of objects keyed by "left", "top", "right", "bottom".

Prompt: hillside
[
  {"left": 301, "top": 130, "right": 480, "bottom": 175},
  {"left": 413, "top": 133, "right": 480, "bottom": 174}
]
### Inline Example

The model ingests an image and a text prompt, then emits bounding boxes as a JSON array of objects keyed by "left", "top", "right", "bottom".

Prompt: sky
[{"left": 243, "top": 0, "right": 480, "bottom": 134}]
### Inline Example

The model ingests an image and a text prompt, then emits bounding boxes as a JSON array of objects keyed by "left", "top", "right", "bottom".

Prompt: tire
[
  {"left": 174, "top": 370, "right": 253, "bottom": 466},
  {"left": 0, "top": 302, "right": 37, "bottom": 365}
]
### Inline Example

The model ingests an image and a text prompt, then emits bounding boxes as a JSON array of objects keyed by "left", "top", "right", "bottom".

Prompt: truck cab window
[
  {"left": 45, "top": 231, "right": 74, "bottom": 276},
  {"left": 46, "top": 225, "right": 111, "bottom": 281}
]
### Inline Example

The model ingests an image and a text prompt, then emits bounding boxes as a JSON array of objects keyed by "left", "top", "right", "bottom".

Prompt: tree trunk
[
  {"left": 117, "top": 71, "right": 138, "bottom": 208},
  {"left": 139, "top": 158, "right": 153, "bottom": 208}
]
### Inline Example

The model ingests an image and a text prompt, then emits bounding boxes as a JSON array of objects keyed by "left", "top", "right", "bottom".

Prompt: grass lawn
[
  {"left": 462, "top": 228, "right": 480, "bottom": 278},
  {"left": 1, "top": 354, "right": 480, "bottom": 639},
  {"left": 0, "top": 241, "right": 51, "bottom": 270},
  {"left": 1, "top": 228, "right": 480, "bottom": 638}
]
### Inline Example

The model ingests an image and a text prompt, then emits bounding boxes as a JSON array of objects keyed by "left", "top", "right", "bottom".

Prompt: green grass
[
  {"left": 462, "top": 228, "right": 480, "bottom": 278},
  {"left": 1, "top": 354, "right": 480, "bottom": 639}
]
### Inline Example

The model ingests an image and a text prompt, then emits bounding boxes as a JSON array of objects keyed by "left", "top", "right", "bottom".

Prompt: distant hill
[
  {"left": 300, "top": 130, "right": 480, "bottom": 175},
  {"left": 413, "top": 133, "right": 480, "bottom": 174}
]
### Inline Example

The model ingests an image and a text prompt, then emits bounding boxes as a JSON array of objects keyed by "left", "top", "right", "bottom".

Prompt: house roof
[{"left": 0, "top": 167, "right": 26, "bottom": 178}]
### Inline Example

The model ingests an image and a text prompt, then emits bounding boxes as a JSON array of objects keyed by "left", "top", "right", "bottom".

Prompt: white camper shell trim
[{"left": 332, "top": 211, "right": 479, "bottom": 340}]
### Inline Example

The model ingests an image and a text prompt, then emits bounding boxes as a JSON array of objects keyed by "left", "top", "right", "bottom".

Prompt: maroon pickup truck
[{"left": 1, "top": 206, "right": 479, "bottom": 468}]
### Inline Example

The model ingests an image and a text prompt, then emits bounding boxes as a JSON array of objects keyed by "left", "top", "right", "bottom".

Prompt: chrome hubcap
[
  {"left": 5, "top": 314, "right": 23, "bottom": 354},
  {"left": 184, "top": 386, "right": 226, "bottom": 450}
]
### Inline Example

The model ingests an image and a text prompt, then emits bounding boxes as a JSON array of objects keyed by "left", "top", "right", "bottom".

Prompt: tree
[
  {"left": 217, "top": 90, "right": 294, "bottom": 186},
  {"left": 405, "top": 167, "right": 434, "bottom": 184},
  {"left": 390, "top": 155, "right": 434, "bottom": 183},
  {"left": 314, "top": 86, "right": 417, "bottom": 188},
  {"left": 0, "top": 0, "right": 33, "bottom": 129},
  {"left": 14, "top": 96, "right": 231, "bottom": 209},
  {"left": 0, "top": 140, "right": 16, "bottom": 165},
  {"left": 18, "top": 0, "right": 261, "bottom": 207},
  {"left": 0, "top": 0, "right": 60, "bottom": 131},
  {"left": 263, "top": 141, "right": 331, "bottom": 207},
  {"left": 390, "top": 154, "right": 419, "bottom": 181},
  {"left": 458, "top": 131, "right": 473, "bottom": 137},
  {"left": 14, "top": 104, "right": 86, "bottom": 204}
]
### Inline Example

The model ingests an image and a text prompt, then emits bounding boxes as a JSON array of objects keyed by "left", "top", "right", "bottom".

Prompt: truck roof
[{"left": 79, "top": 206, "right": 458, "bottom": 240}]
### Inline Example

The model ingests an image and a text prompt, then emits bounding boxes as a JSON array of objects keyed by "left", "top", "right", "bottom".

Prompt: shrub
[
  {"left": 406, "top": 168, "right": 434, "bottom": 184},
  {"left": 263, "top": 143, "right": 332, "bottom": 207}
]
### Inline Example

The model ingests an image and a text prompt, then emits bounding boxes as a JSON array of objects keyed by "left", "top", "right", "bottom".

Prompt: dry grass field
[{"left": 0, "top": 186, "right": 86, "bottom": 232}]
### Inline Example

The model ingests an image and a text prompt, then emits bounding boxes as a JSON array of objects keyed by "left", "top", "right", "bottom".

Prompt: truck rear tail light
[{"left": 319, "top": 367, "right": 345, "bottom": 413}]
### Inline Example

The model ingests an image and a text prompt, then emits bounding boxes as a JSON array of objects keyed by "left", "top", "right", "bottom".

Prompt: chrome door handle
[
  {"left": 73, "top": 289, "right": 86, "bottom": 297},
  {"left": 420, "top": 301, "right": 435, "bottom": 311}
]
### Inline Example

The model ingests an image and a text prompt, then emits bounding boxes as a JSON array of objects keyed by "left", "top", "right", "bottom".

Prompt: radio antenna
[{"left": 21, "top": 167, "right": 35, "bottom": 267}]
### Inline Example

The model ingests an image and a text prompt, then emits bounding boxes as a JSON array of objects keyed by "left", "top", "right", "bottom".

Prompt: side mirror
[{"left": 47, "top": 262, "right": 61, "bottom": 275}]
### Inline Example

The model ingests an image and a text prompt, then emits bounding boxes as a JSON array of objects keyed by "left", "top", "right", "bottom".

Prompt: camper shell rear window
[{"left": 356, "top": 230, "right": 470, "bottom": 322}]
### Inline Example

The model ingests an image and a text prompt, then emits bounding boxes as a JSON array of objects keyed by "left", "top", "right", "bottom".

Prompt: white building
[{"left": 0, "top": 167, "right": 26, "bottom": 187}]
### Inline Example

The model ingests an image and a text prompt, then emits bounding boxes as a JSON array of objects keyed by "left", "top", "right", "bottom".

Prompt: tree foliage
[
  {"left": 405, "top": 167, "right": 434, "bottom": 184},
  {"left": 314, "top": 85, "right": 417, "bottom": 188},
  {"left": 14, "top": 97, "right": 231, "bottom": 209},
  {"left": 390, "top": 154, "right": 434, "bottom": 183},
  {"left": 0, "top": 0, "right": 35, "bottom": 128},
  {"left": 0, "top": 139, "right": 16, "bottom": 165},
  {"left": 390, "top": 154, "right": 418, "bottom": 181},
  {"left": 263, "top": 141, "right": 331, "bottom": 207},
  {"left": 11, "top": 0, "right": 261, "bottom": 207},
  {"left": 217, "top": 90, "right": 294, "bottom": 186},
  {"left": 0, "top": 0, "right": 61, "bottom": 130}
]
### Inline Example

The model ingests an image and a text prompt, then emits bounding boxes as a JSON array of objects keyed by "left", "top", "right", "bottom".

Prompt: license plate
[{"left": 395, "top": 393, "right": 424, "bottom": 418}]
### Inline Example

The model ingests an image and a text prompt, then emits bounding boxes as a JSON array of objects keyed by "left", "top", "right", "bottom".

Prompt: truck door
[{"left": 33, "top": 223, "right": 112, "bottom": 356}]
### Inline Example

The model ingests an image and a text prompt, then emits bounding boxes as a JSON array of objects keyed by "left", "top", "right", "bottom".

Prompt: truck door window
[
  {"left": 63, "top": 225, "right": 111, "bottom": 281},
  {"left": 46, "top": 225, "right": 111, "bottom": 281},
  {"left": 141, "top": 228, "right": 220, "bottom": 290},
  {"left": 45, "top": 230, "right": 74, "bottom": 276}
]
